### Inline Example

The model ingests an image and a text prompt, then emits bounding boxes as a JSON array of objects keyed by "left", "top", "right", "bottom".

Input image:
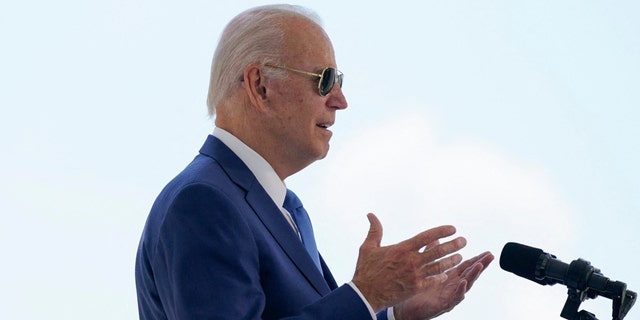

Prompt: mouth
[{"left": 316, "top": 122, "right": 333, "bottom": 130}]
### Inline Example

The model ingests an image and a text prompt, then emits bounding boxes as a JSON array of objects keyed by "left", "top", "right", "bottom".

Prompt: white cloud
[{"left": 289, "top": 108, "right": 579, "bottom": 319}]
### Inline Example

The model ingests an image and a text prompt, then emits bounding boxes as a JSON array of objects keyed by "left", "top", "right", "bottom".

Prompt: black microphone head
[{"left": 500, "top": 242, "right": 546, "bottom": 282}]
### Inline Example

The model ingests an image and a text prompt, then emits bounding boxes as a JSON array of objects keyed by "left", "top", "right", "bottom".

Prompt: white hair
[{"left": 206, "top": 4, "right": 323, "bottom": 116}]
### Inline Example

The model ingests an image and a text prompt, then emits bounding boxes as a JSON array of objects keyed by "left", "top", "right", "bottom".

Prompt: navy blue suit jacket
[{"left": 135, "top": 135, "right": 388, "bottom": 319}]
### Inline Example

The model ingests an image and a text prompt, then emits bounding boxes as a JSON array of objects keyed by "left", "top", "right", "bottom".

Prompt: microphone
[
  {"left": 499, "top": 242, "right": 608, "bottom": 290},
  {"left": 500, "top": 242, "right": 637, "bottom": 320}
]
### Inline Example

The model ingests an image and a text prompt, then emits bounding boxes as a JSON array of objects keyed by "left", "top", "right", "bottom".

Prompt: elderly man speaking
[{"left": 135, "top": 4, "right": 494, "bottom": 320}]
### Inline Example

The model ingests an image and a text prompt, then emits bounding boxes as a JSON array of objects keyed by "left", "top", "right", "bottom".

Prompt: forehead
[{"left": 281, "top": 17, "right": 336, "bottom": 68}]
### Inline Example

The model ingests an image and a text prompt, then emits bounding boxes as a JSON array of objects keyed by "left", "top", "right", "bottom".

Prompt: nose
[{"left": 327, "top": 84, "right": 348, "bottom": 110}]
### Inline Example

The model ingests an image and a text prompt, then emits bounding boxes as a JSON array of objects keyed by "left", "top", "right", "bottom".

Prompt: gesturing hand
[
  {"left": 351, "top": 213, "right": 467, "bottom": 312},
  {"left": 393, "top": 251, "right": 495, "bottom": 320}
]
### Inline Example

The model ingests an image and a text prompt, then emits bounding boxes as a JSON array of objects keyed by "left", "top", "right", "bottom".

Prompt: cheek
[
  {"left": 268, "top": 82, "right": 320, "bottom": 128},
  {"left": 273, "top": 87, "right": 308, "bottom": 111},
  {"left": 286, "top": 97, "right": 312, "bottom": 123}
]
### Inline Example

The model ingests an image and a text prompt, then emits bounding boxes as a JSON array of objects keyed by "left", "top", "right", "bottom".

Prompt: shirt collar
[{"left": 212, "top": 127, "right": 286, "bottom": 207}]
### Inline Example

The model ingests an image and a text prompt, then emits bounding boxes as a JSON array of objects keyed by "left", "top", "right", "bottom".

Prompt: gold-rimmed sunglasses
[{"left": 265, "top": 64, "right": 343, "bottom": 96}]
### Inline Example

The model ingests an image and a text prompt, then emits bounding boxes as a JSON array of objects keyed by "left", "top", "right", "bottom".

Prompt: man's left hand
[{"left": 393, "top": 251, "right": 494, "bottom": 320}]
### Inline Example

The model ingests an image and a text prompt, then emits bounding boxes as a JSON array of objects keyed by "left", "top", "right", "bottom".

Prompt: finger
[
  {"left": 459, "top": 263, "right": 484, "bottom": 291},
  {"left": 421, "top": 239, "right": 440, "bottom": 252},
  {"left": 421, "top": 253, "right": 463, "bottom": 277},
  {"left": 453, "top": 279, "right": 469, "bottom": 302},
  {"left": 420, "top": 272, "right": 449, "bottom": 289},
  {"left": 462, "top": 253, "right": 494, "bottom": 291},
  {"left": 402, "top": 225, "right": 457, "bottom": 252},
  {"left": 448, "top": 251, "right": 492, "bottom": 278},
  {"left": 468, "top": 251, "right": 494, "bottom": 265},
  {"left": 420, "top": 237, "right": 467, "bottom": 263},
  {"left": 458, "top": 252, "right": 494, "bottom": 278},
  {"left": 478, "top": 251, "right": 495, "bottom": 267},
  {"left": 361, "top": 213, "right": 383, "bottom": 249}
]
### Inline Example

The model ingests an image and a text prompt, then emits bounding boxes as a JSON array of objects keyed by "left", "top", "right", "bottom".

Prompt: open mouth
[{"left": 316, "top": 123, "right": 333, "bottom": 129}]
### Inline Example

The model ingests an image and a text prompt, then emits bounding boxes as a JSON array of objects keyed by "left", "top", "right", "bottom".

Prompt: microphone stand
[
  {"left": 559, "top": 259, "right": 637, "bottom": 320},
  {"left": 561, "top": 286, "right": 598, "bottom": 320}
]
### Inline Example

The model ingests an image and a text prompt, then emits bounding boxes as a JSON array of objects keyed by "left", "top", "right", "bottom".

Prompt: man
[{"left": 135, "top": 4, "right": 494, "bottom": 320}]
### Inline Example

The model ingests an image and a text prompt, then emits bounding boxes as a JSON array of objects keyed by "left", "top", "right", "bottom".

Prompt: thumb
[{"left": 362, "top": 213, "right": 383, "bottom": 249}]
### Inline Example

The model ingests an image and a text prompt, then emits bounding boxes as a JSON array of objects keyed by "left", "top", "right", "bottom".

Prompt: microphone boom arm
[{"left": 558, "top": 258, "right": 637, "bottom": 320}]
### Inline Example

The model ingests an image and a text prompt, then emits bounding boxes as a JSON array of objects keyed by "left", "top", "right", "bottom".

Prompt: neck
[{"left": 215, "top": 108, "right": 311, "bottom": 181}]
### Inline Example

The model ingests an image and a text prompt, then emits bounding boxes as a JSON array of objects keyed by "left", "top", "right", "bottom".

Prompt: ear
[{"left": 242, "top": 64, "right": 269, "bottom": 112}]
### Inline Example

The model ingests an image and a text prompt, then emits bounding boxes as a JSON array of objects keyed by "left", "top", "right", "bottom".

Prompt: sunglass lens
[{"left": 319, "top": 68, "right": 336, "bottom": 96}]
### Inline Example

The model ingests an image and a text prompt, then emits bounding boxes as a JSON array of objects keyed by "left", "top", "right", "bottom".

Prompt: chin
[
  {"left": 317, "top": 145, "right": 330, "bottom": 159},
  {"left": 306, "top": 140, "right": 331, "bottom": 161}
]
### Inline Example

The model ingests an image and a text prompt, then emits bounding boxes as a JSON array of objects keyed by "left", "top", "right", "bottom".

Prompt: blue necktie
[{"left": 283, "top": 189, "right": 322, "bottom": 273}]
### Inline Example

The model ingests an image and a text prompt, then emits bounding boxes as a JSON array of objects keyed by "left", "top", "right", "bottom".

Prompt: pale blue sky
[{"left": 1, "top": 1, "right": 638, "bottom": 319}]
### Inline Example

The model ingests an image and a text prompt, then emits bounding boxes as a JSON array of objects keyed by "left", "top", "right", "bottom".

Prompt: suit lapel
[
  {"left": 199, "top": 135, "right": 332, "bottom": 296},
  {"left": 245, "top": 184, "right": 332, "bottom": 295}
]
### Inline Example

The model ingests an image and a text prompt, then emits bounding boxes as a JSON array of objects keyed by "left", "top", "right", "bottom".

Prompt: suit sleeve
[{"left": 149, "top": 183, "right": 373, "bottom": 319}]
